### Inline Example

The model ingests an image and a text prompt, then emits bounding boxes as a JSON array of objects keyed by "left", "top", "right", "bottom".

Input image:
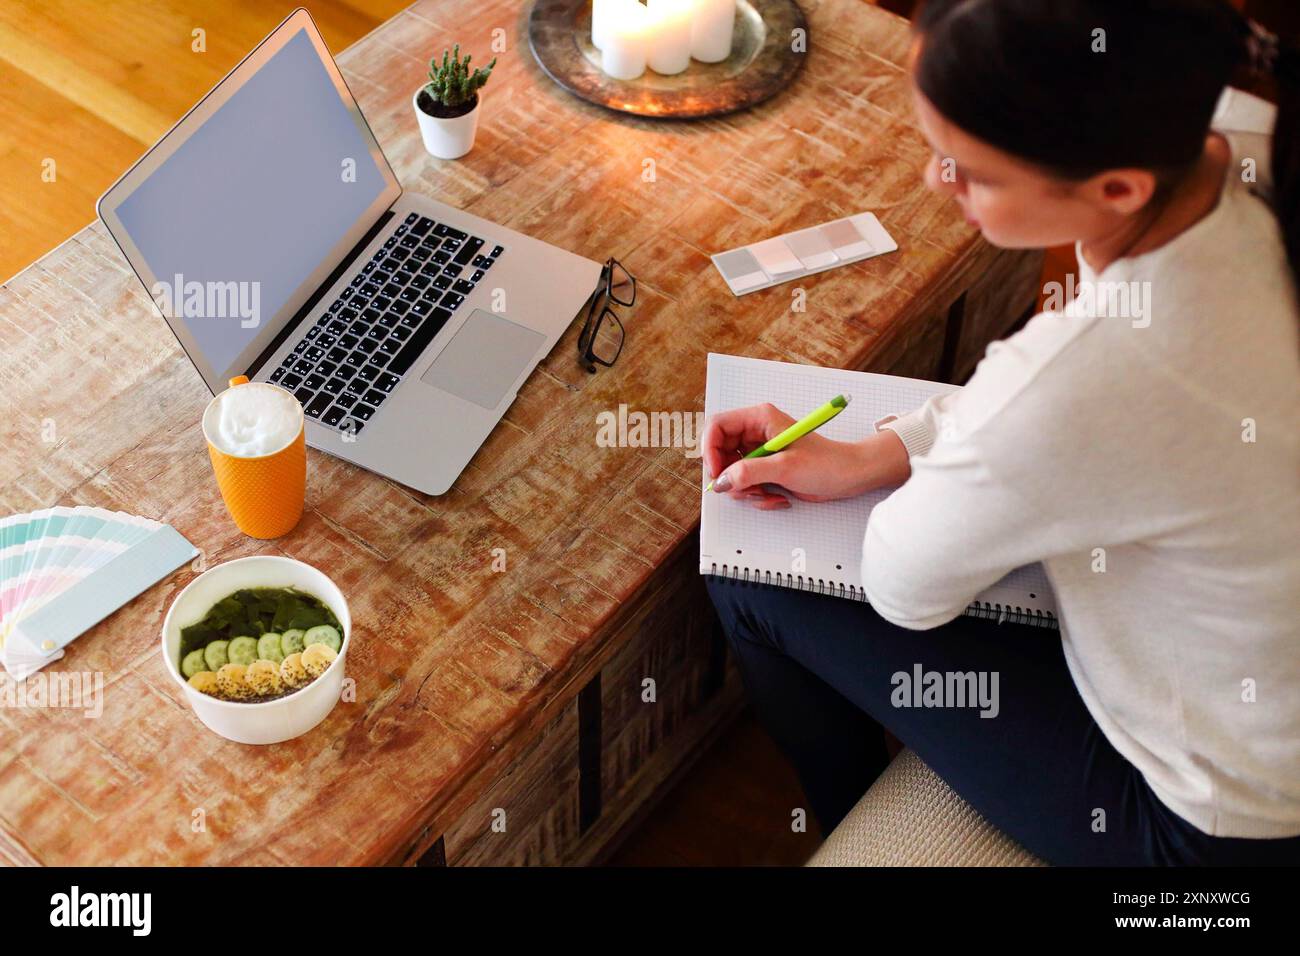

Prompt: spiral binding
[{"left": 705, "top": 563, "right": 1059, "bottom": 630}]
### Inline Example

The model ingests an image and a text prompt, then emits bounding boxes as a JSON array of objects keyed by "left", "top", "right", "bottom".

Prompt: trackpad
[{"left": 419, "top": 309, "right": 546, "bottom": 410}]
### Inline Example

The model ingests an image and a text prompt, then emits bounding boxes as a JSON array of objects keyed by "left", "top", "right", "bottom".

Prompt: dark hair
[{"left": 914, "top": 0, "right": 1300, "bottom": 288}]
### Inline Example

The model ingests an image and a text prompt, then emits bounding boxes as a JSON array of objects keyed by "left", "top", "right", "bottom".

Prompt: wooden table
[{"left": 0, "top": 0, "right": 1041, "bottom": 865}]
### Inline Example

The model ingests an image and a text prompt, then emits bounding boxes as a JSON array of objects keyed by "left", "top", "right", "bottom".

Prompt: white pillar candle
[
  {"left": 690, "top": 0, "right": 735, "bottom": 63},
  {"left": 602, "top": 0, "right": 651, "bottom": 80},
  {"left": 646, "top": 0, "right": 694, "bottom": 76},
  {"left": 592, "top": 0, "right": 618, "bottom": 51}
]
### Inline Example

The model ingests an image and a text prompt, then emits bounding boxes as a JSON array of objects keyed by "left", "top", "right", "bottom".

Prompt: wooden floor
[
  {"left": 608, "top": 709, "right": 817, "bottom": 866},
  {"left": 0, "top": 0, "right": 408, "bottom": 283}
]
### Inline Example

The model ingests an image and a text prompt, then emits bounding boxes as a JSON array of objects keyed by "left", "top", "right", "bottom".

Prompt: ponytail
[{"left": 1249, "top": 20, "right": 1300, "bottom": 292}]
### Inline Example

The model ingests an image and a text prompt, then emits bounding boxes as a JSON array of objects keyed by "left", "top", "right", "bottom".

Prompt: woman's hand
[{"left": 701, "top": 403, "right": 911, "bottom": 510}]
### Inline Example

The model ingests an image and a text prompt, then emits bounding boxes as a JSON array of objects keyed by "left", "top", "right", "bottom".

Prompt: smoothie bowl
[{"left": 161, "top": 556, "right": 351, "bottom": 744}]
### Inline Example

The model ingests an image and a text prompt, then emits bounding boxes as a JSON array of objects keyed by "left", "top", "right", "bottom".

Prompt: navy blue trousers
[{"left": 707, "top": 578, "right": 1300, "bottom": 866}]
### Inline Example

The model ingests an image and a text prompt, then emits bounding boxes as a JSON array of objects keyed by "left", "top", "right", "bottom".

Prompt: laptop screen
[{"left": 113, "top": 27, "right": 390, "bottom": 376}]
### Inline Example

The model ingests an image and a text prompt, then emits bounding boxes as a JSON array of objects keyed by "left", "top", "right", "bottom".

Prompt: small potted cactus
[{"left": 414, "top": 45, "right": 496, "bottom": 160}]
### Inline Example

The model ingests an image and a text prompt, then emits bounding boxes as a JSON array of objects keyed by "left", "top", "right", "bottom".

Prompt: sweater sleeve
[
  {"left": 875, "top": 385, "right": 965, "bottom": 459},
  {"left": 861, "top": 431, "right": 1061, "bottom": 629},
  {"left": 878, "top": 406, "right": 937, "bottom": 459},
  {"left": 860, "top": 317, "right": 1114, "bottom": 629}
]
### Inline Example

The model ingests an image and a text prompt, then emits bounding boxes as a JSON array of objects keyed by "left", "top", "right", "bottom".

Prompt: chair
[{"left": 805, "top": 749, "right": 1047, "bottom": 866}]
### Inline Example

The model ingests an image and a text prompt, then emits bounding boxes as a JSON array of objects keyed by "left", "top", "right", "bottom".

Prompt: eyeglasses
[{"left": 578, "top": 257, "right": 635, "bottom": 372}]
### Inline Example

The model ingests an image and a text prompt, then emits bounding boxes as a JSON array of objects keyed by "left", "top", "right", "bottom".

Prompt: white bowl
[{"left": 161, "top": 555, "right": 351, "bottom": 745}]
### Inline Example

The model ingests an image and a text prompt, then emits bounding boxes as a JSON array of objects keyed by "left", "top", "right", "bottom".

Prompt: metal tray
[{"left": 528, "top": 0, "right": 808, "bottom": 119}]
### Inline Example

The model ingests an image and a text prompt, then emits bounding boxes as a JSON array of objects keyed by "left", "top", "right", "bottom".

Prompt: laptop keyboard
[{"left": 266, "top": 212, "right": 504, "bottom": 437}]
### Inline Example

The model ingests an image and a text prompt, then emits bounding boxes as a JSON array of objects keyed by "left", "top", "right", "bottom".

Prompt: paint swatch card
[
  {"left": 749, "top": 237, "right": 805, "bottom": 277},
  {"left": 710, "top": 213, "right": 898, "bottom": 297},
  {"left": 0, "top": 507, "right": 199, "bottom": 679},
  {"left": 783, "top": 227, "right": 839, "bottom": 270}
]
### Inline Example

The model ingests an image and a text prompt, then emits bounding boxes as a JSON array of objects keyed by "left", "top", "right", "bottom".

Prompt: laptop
[{"left": 97, "top": 8, "right": 603, "bottom": 496}]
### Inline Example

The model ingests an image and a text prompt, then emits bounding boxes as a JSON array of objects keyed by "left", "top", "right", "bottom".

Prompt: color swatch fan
[{"left": 0, "top": 506, "right": 199, "bottom": 680}]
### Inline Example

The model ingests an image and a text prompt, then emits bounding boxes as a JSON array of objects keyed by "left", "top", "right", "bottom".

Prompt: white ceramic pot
[
  {"left": 413, "top": 88, "right": 481, "bottom": 160},
  {"left": 161, "top": 555, "right": 352, "bottom": 745}
]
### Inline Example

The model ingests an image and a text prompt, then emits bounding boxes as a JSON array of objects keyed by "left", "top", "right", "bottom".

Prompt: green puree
[{"left": 179, "top": 588, "right": 342, "bottom": 660}]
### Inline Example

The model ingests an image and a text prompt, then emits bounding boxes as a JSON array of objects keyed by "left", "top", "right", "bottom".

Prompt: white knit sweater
[{"left": 865, "top": 89, "right": 1300, "bottom": 838}]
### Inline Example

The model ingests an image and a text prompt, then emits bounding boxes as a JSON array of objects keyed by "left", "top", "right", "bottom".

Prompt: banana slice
[
  {"left": 188, "top": 671, "right": 219, "bottom": 695},
  {"left": 245, "top": 659, "right": 283, "bottom": 697},
  {"left": 216, "top": 663, "right": 251, "bottom": 700},
  {"left": 301, "top": 642, "right": 338, "bottom": 678},
  {"left": 280, "top": 653, "right": 308, "bottom": 689}
]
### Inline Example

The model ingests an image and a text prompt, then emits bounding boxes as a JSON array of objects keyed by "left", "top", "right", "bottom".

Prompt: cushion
[{"left": 805, "top": 749, "right": 1047, "bottom": 866}]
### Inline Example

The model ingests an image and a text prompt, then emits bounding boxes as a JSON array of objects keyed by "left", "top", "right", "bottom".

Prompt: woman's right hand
[{"left": 701, "top": 403, "right": 911, "bottom": 510}]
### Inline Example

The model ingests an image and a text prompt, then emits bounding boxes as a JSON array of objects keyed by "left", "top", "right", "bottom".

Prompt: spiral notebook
[{"left": 699, "top": 354, "right": 1059, "bottom": 628}]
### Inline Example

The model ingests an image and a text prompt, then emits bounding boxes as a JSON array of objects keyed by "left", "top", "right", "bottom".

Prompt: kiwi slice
[
  {"left": 303, "top": 624, "right": 341, "bottom": 653},
  {"left": 280, "top": 629, "right": 306, "bottom": 655},
  {"left": 181, "top": 649, "right": 208, "bottom": 679},
  {"left": 203, "top": 639, "right": 230, "bottom": 671},
  {"left": 228, "top": 636, "right": 259, "bottom": 666},
  {"left": 257, "top": 632, "right": 285, "bottom": 664}
]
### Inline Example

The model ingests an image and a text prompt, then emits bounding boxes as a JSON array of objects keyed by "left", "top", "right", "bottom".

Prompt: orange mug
[{"left": 202, "top": 376, "right": 306, "bottom": 539}]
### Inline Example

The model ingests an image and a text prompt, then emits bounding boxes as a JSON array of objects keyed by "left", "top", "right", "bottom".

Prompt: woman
[{"left": 704, "top": 0, "right": 1300, "bottom": 865}]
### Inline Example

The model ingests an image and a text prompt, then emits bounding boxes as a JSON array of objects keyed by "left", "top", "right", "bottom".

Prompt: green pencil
[{"left": 706, "top": 393, "right": 851, "bottom": 492}]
